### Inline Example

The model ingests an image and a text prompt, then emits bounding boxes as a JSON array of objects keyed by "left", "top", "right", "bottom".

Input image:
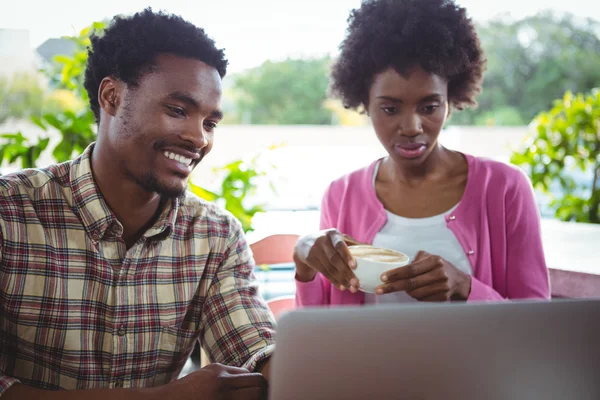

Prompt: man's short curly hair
[
  {"left": 84, "top": 8, "right": 228, "bottom": 122},
  {"left": 330, "top": 0, "right": 486, "bottom": 111}
]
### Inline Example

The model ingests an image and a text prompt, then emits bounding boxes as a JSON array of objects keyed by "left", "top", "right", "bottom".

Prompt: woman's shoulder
[
  {"left": 466, "top": 153, "right": 531, "bottom": 190},
  {"left": 461, "top": 154, "right": 539, "bottom": 222},
  {"left": 320, "top": 159, "right": 386, "bottom": 235},
  {"left": 325, "top": 158, "right": 381, "bottom": 197}
]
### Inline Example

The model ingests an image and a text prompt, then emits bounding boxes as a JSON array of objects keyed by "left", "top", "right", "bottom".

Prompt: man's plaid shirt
[{"left": 0, "top": 144, "right": 276, "bottom": 395}]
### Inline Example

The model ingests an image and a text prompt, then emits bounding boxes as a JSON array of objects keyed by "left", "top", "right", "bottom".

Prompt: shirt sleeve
[
  {"left": 468, "top": 169, "right": 550, "bottom": 301},
  {"left": 0, "top": 375, "right": 21, "bottom": 397},
  {"left": 0, "top": 216, "right": 22, "bottom": 395},
  {"left": 199, "top": 216, "right": 275, "bottom": 372},
  {"left": 0, "top": 214, "right": 3, "bottom": 267}
]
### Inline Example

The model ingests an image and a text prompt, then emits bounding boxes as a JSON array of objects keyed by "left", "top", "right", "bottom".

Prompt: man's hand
[
  {"left": 161, "top": 363, "right": 268, "bottom": 400},
  {"left": 3, "top": 363, "right": 267, "bottom": 400},
  {"left": 376, "top": 251, "right": 471, "bottom": 301},
  {"left": 257, "top": 358, "right": 271, "bottom": 381}
]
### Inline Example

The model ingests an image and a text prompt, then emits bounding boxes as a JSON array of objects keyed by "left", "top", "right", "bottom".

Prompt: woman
[{"left": 294, "top": 0, "right": 550, "bottom": 306}]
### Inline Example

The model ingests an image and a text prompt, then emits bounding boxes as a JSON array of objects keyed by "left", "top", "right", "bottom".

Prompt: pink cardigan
[{"left": 295, "top": 154, "right": 550, "bottom": 306}]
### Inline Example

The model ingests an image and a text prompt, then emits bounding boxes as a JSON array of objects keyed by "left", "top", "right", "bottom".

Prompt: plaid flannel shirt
[{"left": 0, "top": 144, "right": 276, "bottom": 395}]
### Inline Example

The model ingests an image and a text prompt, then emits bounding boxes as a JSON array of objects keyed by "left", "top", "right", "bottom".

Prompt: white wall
[
  {"left": 0, "top": 123, "right": 531, "bottom": 204},
  {"left": 188, "top": 125, "right": 530, "bottom": 209},
  {"left": 0, "top": 29, "right": 37, "bottom": 77}
]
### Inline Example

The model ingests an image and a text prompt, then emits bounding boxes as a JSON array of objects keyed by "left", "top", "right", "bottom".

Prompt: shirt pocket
[{"left": 153, "top": 324, "right": 200, "bottom": 386}]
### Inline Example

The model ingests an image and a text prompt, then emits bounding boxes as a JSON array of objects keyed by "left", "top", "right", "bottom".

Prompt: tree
[
  {"left": 0, "top": 73, "right": 46, "bottom": 124},
  {"left": 510, "top": 88, "right": 600, "bottom": 223},
  {"left": 449, "top": 12, "right": 600, "bottom": 126},
  {"left": 231, "top": 57, "right": 333, "bottom": 125}
]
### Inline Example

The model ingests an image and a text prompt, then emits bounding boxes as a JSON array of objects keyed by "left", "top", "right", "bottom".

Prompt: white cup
[{"left": 348, "top": 245, "right": 410, "bottom": 293}]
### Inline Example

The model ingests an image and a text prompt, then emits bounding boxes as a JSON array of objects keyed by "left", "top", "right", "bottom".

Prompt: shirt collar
[
  {"left": 70, "top": 143, "right": 179, "bottom": 242},
  {"left": 143, "top": 196, "right": 179, "bottom": 239}
]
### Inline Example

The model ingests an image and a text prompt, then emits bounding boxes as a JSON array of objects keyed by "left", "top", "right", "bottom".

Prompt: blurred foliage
[
  {"left": 451, "top": 12, "right": 600, "bottom": 126},
  {"left": 46, "top": 22, "right": 107, "bottom": 100},
  {"left": 0, "top": 132, "right": 49, "bottom": 170},
  {"left": 231, "top": 57, "right": 333, "bottom": 125},
  {"left": 34, "top": 22, "right": 105, "bottom": 162},
  {"left": 511, "top": 89, "right": 600, "bottom": 223},
  {"left": 473, "top": 106, "right": 526, "bottom": 126},
  {"left": 189, "top": 152, "right": 274, "bottom": 233},
  {"left": 0, "top": 23, "right": 104, "bottom": 169},
  {"left": 0, "top": 73, "right": 46, "bottom": 124}
]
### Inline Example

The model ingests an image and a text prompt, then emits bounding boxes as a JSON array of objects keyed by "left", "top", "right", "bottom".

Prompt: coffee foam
[{"left": 349, "top": 246, "right": 408, "bottom": 263}]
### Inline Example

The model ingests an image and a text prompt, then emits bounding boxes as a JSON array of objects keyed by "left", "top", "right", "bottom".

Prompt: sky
[{"left": 1, "top": 0, "right": 600, "bottom": 73}]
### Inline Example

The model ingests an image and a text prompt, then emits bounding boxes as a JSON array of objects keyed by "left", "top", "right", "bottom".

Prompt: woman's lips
[{"left": 394, "top": 143, "right": 427, "bottom": 159}]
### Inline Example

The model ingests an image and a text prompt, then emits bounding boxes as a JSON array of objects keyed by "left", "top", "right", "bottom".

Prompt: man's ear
[{"left": 98, "top": 77, "right": 122, "bottom": 117}]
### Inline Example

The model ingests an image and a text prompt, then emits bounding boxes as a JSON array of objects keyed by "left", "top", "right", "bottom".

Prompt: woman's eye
[
  {"left": 422, "top": 105, "right": 440, "bottom": 114},
  {"left": 381, "top": 106, "right": 397, "bottom": 115}
]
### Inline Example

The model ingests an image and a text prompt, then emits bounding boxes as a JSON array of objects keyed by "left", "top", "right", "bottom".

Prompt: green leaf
[
  {"left": 30, "top": 116, "right": 47, "bottom": 131},
  {"left": 53, "top": 55, "right": 72, "bottom": 65},
  {"left": 92, "top": 22, "right": 106, "bottom": 31},
  {"left": 9, "top": 149, "right": 24, "bottom": 164},
  {"left": 79, "top": 26, "right": 91, "bottom": 38},
  {"left": 24, "top": 147, "right": 35, "bottom": 169},
  {"left": 188, "top": 182, "right": 219, "bottom": 201},
  {"left": 38, "top": 137, "right": 50, "bottom": 152},
  {"left": 42, "top": 114, "right": 64, "bottom": 130},
  {"left": 0, "top": 132, "right": 26, "bottom": 141},
  {"left": 52, "top": 140, "right": 73, "bottom": 162}
]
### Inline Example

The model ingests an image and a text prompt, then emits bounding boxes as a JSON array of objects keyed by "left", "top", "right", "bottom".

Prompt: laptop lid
[{"left": 269, "top": 300, "right": 600, "bottom": 400}]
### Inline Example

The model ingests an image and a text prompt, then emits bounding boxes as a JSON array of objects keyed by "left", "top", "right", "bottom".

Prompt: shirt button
[
  {"left": 468, "top": 250, "right": 475, "bottom": 255},
  {"left": 115, "top": 378, "right": 124, "bottom": 388},
  {"left": 449, "top": 215, "right": 456, "bottom": 221},
  {"left": 117, "top": 326, "right": 126, "bottom": 336}
]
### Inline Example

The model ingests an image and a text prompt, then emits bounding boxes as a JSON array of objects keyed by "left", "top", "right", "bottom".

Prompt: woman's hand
[
  {"left": 375, "top": 251, "right": 471, "bottom": 301},
  {"left": 293, "top": 229, "right": 359, "bottom": 292}
]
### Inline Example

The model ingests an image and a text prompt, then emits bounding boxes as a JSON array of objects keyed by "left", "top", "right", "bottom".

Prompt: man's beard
[{"left": 136, "top": 172, "right": 188, "bottom": 199}]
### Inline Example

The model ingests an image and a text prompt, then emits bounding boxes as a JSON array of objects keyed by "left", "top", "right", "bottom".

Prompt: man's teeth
[{"left": 164, "top": 151, "right": 193, "bottom": 166}]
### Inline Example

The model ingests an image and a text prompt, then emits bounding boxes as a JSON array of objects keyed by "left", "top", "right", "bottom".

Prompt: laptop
[{"left": 269, "top": 299, "right": 600, "bottom": 400}]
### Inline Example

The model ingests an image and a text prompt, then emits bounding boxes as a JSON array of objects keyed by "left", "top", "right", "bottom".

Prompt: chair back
[
  {"left": 267, "top": 295, "right": 296, "bottom": 321},
  {"left": 250, "top": 234, "right": 299, "bottom": 265}
]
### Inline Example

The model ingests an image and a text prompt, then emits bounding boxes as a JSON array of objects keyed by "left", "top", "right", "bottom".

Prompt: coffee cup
[{"left": 348, "top": 245, "right": 410, "bottom": 293}]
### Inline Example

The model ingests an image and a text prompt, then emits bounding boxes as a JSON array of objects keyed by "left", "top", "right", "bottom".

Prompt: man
[{"left": 0, "top": 8, "right": 275, "bottom": 400}]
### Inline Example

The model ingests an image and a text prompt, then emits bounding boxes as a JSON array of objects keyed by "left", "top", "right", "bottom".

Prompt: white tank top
[{"left": 364, "top": 160, "right": 473, "bottom": 304}]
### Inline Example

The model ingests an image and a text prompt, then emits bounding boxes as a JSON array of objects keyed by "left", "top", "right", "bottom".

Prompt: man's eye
[
  {"left": 167, "top": 106, "right": 186, "bottom": 117},
  {"left": 381, "top": 106, "right": 396, "bottom": 115},
  {"left": 204, "top": 121, "right": 218, "bottom": 131}
]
